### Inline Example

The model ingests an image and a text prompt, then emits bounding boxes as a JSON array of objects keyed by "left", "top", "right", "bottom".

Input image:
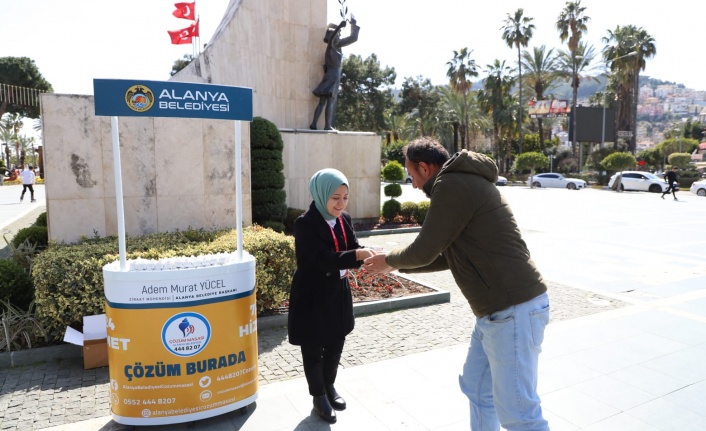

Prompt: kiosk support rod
[
  {"left": 235, "top": 121, "right": 243, "bottom": 261},
  {"left": 111, "top": 116, "right": 127, "bottom": 271}
]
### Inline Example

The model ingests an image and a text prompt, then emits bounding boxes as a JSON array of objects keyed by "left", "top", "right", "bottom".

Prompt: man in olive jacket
[{"left": 365, "top": 137, "right": 550, "bottom": 431}]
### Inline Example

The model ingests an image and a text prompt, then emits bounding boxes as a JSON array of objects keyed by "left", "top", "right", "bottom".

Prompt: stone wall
[{"left": 40, "top": 0, "right": 381, "bottom": 243}]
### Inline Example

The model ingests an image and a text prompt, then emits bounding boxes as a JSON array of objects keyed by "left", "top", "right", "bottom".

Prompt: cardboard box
[
  {"left": 83, "top": 338, "right": 108, "bottom": 369},
  {"left": 63, "top": 314, "right": 109, "bottom": 369}
]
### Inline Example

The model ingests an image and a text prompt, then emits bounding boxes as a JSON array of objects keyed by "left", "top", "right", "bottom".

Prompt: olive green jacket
[{"left": 386, "top": 150, "right": 547, "bottom": 317}]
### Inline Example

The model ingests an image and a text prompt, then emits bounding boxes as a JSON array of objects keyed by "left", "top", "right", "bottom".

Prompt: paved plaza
[{"left": 2, "top": 184, "right": 706, "bottom": 430}]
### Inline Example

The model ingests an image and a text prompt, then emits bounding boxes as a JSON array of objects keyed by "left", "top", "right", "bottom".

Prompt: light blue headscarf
[{"left": 309, "top": 168, "right": 349, "bottom": 220}]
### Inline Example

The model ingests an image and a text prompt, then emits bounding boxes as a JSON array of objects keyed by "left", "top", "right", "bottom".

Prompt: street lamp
[
  {"left": 601, "top": 51, "right": 637, "bottom": 149},
  {"left": 549, "top": 155, "right": 555, "bottom": 173}
]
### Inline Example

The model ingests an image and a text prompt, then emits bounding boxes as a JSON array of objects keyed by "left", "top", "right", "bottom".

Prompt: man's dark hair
[{"left": 403, "top": 136, "right": 450, "bottom": 166}]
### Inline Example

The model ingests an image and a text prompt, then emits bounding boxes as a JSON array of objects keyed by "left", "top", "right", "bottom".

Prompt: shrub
[
  {"left": 0, "top": 300, "right": 47, "bottom": 352},
  {"left": 34, "top": 212, "right": 47, "bottom": 227},
  {"left": 261, "top": 221, "right": 285, "bottom": 233},
  {"left": 381, "top": 160, "right": 405, "bottom": 183},
  {"left": 285, "top": 208, "right": 305, "bottom": 233},
  {"left": 381, "top": 200, "right": 401, "bottom": 222},
  {"left": 32, "top": 226, "right": 296, "bottom": 342},
  {"left": 383, "top": 183, "right": 402, "bottom": 199},
  {"left": 399, "top": 201, "right": 417, "bottom": 223},
  {"left": 11, "top": 225, "right": 48, "bottom": 250},
  {"left": 250, "top": 116, "right": 286, "bottom": 226},
  {"left": 381, "top": 141, "right": 407, "bottom": 166},
  {"left": 417, "top": 201, "right": 430, "bottom": 224},
  {"left": 0, "top": 259, "right": 34, "bottom": 311}
]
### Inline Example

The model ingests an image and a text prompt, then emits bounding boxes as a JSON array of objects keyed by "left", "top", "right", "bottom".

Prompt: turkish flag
[
  {"left": 167, "top": 20, "right": 199, "bottom": 45},
  {"left": 173, "top": 2, "right": 196, "bottom": 20}
]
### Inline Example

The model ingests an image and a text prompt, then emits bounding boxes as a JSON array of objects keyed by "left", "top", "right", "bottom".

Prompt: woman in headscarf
[{"left": 287, "top": 168, "right": 376, "bottom": 424}]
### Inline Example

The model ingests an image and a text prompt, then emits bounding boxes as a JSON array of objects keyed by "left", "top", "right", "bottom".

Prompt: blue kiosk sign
[{"left": 94, "top": 79, "right": 252, "bottom": 121}]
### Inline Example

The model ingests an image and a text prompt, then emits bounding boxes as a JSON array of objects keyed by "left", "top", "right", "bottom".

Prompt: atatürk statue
[{"left": 310, "top": 17, "right": 359, "bottom": 131}]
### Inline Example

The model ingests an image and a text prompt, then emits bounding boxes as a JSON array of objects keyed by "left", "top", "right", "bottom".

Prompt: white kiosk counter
[{"left": 103, "top": 253, "right": 258, "bottom": 425}]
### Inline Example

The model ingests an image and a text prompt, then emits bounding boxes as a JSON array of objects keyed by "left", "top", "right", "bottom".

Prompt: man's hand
[{"left": 363, "top": 253, "right": 395, "bottom": 274}]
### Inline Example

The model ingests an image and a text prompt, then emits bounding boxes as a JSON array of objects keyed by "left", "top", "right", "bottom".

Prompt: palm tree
[
  {"left": 557, "top": 42, "right": 597, "bottom": 157},
  {"left": 556, "top": 0, "right": 590, "bottom": 158},
  {"left": 446, "top": 48, "right": 479, "bottom": 151},
  {"left": 521, "top": 46, "right": 561, "bottom": 151},
  {"left": 0, "top": 124, "right": 15, "bottom": 169},
  {"left": 439, "top": 87, "right": 489, "bottom": 153},
  {"left": 477, "top": 60, "right": 515, "bottom": 168},
  {"left": 16, "top": 134, "right": 35, "bottom": 168},
  {"left": 602, "top": 25, "right": 656, "bottom": 154},
  {"left": 501, "top": 8, "right": 535, "bottom": 154},
  {"left": 1, "top": 113, "right": 23, "bottom": 168}
]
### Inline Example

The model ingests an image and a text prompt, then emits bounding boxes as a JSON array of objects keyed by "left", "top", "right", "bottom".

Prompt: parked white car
[
  {"left": 608, "top": 171, "right": 668, "bottom": 193},
  {"left": 496, "top": 175, "right": 508, "bottom": 186},
  {"left": 525, "top": 173, "right": 586, "bottom": 190},
  {"left": 690, "top": 180, "right": 706, "bottom": 196}
]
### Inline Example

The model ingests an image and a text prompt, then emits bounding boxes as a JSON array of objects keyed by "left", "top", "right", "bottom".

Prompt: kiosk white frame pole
[
  {"left": 235, "top": 121, "right": 243, "bottom": 261},
  {"left": 111, "top": 116, "right": 127, "bottom": 271}
]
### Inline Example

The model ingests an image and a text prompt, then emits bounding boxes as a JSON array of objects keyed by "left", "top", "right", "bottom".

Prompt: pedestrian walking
[
  {"left": 19, "top": 165, "right": 36, "bottom": 202},
  {"left": 661, "top": 166, "right": 679, "bottom": 200},
  {"left": 364, "top": 137, "right": 550, "bottom": 431}
]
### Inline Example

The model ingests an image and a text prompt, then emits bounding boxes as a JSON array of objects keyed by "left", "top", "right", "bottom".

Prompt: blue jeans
[{"left": 459, "top": 293, "right": 550, "bottom": 431}]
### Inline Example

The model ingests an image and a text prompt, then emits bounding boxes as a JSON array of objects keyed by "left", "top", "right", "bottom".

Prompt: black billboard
[{"left": 568, "top": 106, "right": 616, "bottom": 143}]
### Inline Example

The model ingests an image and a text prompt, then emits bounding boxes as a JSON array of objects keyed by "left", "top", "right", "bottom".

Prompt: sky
[{"left": 2, "top": 0, "right": 702, "bottom": 139}]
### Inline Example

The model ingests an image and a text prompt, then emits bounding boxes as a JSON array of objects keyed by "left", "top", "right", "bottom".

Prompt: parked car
[
  {"left": 496, "top": 175, "right": 508, "bottom": 186},
  {"left": 525, "top": 173, "right": 587, "bottom": 189},
  {"left": 608, "top": 171, "right": 668, "bottom": 193},
  {"left": 690, "top": 179, "right": 706, "bottom": 196}
]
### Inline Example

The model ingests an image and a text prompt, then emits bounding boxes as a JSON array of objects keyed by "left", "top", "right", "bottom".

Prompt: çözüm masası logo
[
  {"left": 162, "top": 312, "right": 211, "bottom": 357},
  {"left": 125, "top": 85, "right": 155, "bottom": 113}
]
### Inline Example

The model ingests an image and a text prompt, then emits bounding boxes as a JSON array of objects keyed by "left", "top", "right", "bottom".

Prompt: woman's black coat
[{"left": 287, "top": 202, "right": 362, "bottom": 346}]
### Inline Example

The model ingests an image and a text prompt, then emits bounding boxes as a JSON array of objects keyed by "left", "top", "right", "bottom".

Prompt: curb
[
  {"left": 257, "top": 275, "right": 449, "bottom": 330},
  {"left": 0, "top": 277, "right": 449, "bottom": 367},
  {"left": 0, "top": 343, "right": 82, "bottom": 368}
]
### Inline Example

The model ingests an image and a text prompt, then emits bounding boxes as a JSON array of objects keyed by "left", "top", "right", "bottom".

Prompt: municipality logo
[
  {"left": 125, "top": 85, "right": 154, "bottom": 113},
  {"left": 162, "top": 312, "right": 211, "bottom": 357}
]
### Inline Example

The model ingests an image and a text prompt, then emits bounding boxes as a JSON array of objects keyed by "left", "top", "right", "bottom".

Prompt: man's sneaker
[
  {"left": 31, "top": 199, "right": 36, "bottom": 203},
  {"left": 20, "top": 197, "right": 23, "bottom": 202}
]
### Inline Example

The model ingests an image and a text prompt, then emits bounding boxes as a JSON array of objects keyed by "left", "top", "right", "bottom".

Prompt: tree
[
  {"left": 1, "top": 113, "right": 23, "bottom": 167},
  {"left": 556, "top": 0, "right": 590, "bottom": 158},
  {"left": 501, "top": 8, "right": 535, "bottom": 154},
  {"left": 439, "top": 86, "right": 488, "bottom": 153},
  {"left": 336, "top": 54, "right": 396, "bottom": 133},
  {"left": 0, "top": 121, "right": 15, "bottom": 168},
  {"left": 600, "top": 152, "right": 636, "bottom": 191},
  {"left": 668, "top": 153, "right": 691, "bottom": 169},
  {"left": 446, "top": 48, "right": 479, "bottom": 151},
  {"left": 515, "top": 152, "right": 549, "bottom": 188},
  {"left": 396, "top": 76, "right": 444, "bottom": 139},
  {"left": 521, "top": 46, "right": 561, "bottom": 151},
  {"left": 477, "top": 60, "right": 515, "bottom": 170},
  {"left": 557, "top": 42, "right": 597, "bottom": 156},
  {"left": 0, "top": 57, "right": 53, "bottom": 118},
  {"left": 170, "top": 54, "right": 194, "bottom": 76},
  {"left": 602, "top": 25, "right": 656, "bottom": 154}
]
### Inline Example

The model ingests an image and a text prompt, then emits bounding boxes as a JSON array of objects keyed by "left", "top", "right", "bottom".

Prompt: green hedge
[
  {"left": 0, "top": 259, "right": 34, "bottom": 311},
  {"left": 417, "top": 201, "right": 430, "bottom": 224},
  {"left": 381, "top": 200, "right": 401, "bottom": 222},
  {"left": 32, "top": 226, "right": 295, "bottom": 343},
  {"left": 11, "top": 225, "right": 48, "bottom": 250}
]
